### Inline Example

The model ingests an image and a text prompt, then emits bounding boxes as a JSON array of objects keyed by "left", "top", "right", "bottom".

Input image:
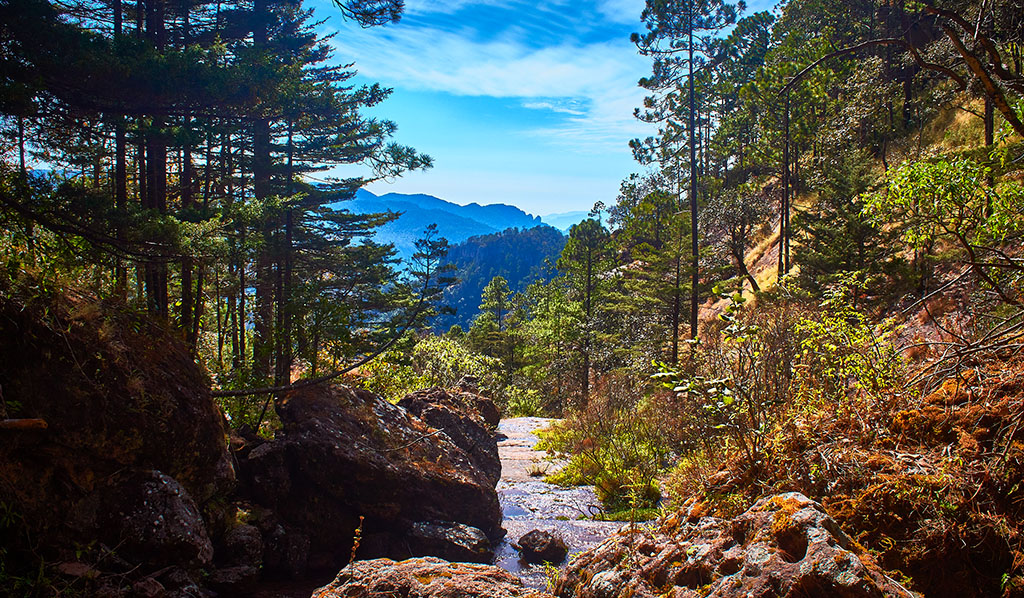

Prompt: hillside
[
  {"left": 340, "top": 189, "right": 545, "bottom": 261},
  {"left": 434, "top": 226, "right": 566, "bottom": 331}
]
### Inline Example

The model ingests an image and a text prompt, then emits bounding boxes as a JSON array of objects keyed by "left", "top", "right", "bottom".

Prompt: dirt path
[{"left": 493, "top": 417, "right": 622, "bottom": 590}]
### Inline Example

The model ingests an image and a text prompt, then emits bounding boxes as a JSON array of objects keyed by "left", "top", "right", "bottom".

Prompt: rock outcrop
[
  {"left": 312, "top": 557, "right": 553, "bottom": 598},
  {"left": 71, "top": 470, "right": 214, "bottom": 567},
  {"left": 0, "top": 282, "right": 233, "bottom": 588},
  {"left": 408, "top": 520, "right": 494, "bottom": 563},
  {"left": 556, "top": 492, "right": 918, "bottom": 598},
  {"left": 236, "top": 384, "right": 504, "bottom": 575},
  {"left": 399, "top": 387, "right": 502, "bottom": 484}
]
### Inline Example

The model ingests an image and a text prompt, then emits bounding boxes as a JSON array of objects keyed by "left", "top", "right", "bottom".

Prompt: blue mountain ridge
[
  {"left": 335, "top": 189, "right": 548, "bottom": 261},
  {"left": 540, "top": 210, "right": 590, "bottom": 232}
]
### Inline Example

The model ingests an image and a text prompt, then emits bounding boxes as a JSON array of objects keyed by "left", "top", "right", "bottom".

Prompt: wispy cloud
[
  {"left": 595, "top": 0, "right": 645, "bottom": 24},
  {"left": 521, "top": 99, "right": 588, "bottom": 116},
  {"left": 329, "top": 16, "right": 653, "bottom": 152}
]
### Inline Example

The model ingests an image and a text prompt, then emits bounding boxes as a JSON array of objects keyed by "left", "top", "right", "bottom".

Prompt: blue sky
[{"left": 312, "top": 0, "right": 775, "bottom": 217}]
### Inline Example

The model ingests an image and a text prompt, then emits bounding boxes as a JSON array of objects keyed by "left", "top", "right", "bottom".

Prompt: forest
[{"left": 1, "top": 0, "right": 1024, "bottom": 596}]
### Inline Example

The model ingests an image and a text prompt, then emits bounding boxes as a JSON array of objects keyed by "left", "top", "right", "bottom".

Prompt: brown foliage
[{"left": 692, "top": 356, "right": 1024, "bottom": 598}]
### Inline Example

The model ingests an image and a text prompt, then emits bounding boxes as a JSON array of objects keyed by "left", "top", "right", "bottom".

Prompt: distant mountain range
[
  {"left": 328, "top": 189, "right": 574, "bottom": 328},
  {"left": 338, "top": 189, "right": 547, "bottom": 261},
  {"left": 540, "top": 210, "right": 590, "bottom": 232}
]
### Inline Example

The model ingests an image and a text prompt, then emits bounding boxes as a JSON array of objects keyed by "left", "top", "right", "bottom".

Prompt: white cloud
[
  {"left": 328, "top": 22, "right": 654, "bottom": 152},
  {"left": 521, "top": 99, "right": 588, "bottom": 115},
  {"left": 401, "top": 0, "right": 510, "bottom": 16}
]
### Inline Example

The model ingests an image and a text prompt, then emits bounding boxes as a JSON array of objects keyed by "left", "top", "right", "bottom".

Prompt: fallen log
[{"left": 0, "top": 419, "right": 49, "bottom": 431}]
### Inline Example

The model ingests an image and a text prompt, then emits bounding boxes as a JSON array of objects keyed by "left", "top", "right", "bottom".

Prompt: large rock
[
  {"left": 399, "top": 387, "right": 502, "bottom": 484},
  {"left": 0, "top": 282, "right": 233, "bottom": 575},
  {"left": 312, "top": 557, "right": 553, "bottom": 598},
  {"left": 518, "top": 529, "right": 568, "bottom": 565},
  {"left": 556, "top": 492, "right": 918, "bottom": 598},
  {"left": 236, "top": 384, "right": 503, "bottom": 576},
  {"left": 408, "top": 520, "right": 493, "bottom": 563},
  {"left": 71, "top": 470, "right": 214, "bottom": 567}
]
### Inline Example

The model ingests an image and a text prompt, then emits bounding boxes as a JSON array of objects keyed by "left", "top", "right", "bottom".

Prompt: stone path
[{"left": 492, "top": 417, "right": 622, "bottom": 590}]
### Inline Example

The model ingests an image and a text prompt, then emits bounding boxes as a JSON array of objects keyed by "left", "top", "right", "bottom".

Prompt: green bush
[
  {"left": 540, "top": 375, "right": 669, "bottom": 513},
  {"left": 793, "top": 281, "right": 910, "bottom": 413},
  {"left": 503, "top": 386, "right": 542, "bottom": 417},
  {"left": 358, "top": 335, "right": 503, "bottom": 403}
]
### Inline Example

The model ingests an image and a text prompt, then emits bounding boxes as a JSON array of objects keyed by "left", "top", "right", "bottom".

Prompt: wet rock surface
[
  {"left": 495, "top": 418, "right": 623, "bottom": 590},
  {"left": 555, "top": 492, "right": 918, "bottom": 598},
  {"left": 236, "top": 384, "right": 503, "bottom": 576},
  {"left": 311, "top": 557, "right": 552, "bottom": 598}
]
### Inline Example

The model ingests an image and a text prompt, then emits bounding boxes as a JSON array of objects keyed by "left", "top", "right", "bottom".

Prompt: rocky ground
[{"left": 555, "top": 493, "right": 917, "bottom": 598}]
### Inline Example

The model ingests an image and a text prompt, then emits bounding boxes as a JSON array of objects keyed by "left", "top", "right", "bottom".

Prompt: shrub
[
  {"left": 541, "top": 371, "right": 670, "bottom": 513},
  {"left": 503, "top": 386, "right": 542, "bottom": 417},
  {"left": 653, "top": 291, "right": 805, "bottom": 467},
  {"left": 793, "top": 281, "right": 912, "bottom": 419}
]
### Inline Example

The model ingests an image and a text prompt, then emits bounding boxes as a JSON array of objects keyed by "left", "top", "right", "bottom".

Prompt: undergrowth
[{"left": 540, "top": 275, "right": 1024, "bottom": 596}]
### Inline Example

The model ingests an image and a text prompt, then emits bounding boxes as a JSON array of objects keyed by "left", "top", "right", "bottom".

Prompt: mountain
[
  {"left": 337, "top": 189, "right": 545, "bottom": 261},
  {"left": 540, "top": 210, "right": 589, "bottom": 232},
  {"left": 434, "top": 226, "right": 566, "bottom": 331}
]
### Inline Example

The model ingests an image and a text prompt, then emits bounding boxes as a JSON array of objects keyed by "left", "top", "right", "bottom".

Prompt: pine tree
[{"left": 633, "top": 0, "right": 743, "bottom": 339}]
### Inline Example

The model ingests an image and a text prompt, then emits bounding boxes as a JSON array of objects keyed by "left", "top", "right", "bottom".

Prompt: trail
[{"left": 493, "top": 417, "right": 622, "bottom": 590}]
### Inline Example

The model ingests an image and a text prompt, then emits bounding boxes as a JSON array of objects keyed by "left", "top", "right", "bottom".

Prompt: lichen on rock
[
  {"left": 312, "top": 557, "right": 554, "bottom": 598},
  {"left": 555, "top": 492, "right": 918, "bottom": 598}
]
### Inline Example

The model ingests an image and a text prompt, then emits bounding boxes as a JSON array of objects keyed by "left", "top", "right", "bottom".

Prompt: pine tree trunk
[
  {"left": 144, "top": 0, "right": 168, "bottom": 317},
  {"left": 687, "top": 2, "right": 699, "bottom": 340},
  {"left": 251, "top": 0, "right": 274, "bottom": 382}
]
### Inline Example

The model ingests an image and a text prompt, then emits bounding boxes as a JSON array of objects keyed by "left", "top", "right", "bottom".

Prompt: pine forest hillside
[{"left": 434, "top": 226, "right": 566, "bottom": 331}]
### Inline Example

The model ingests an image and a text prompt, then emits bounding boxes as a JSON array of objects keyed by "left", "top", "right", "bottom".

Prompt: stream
[
  {"left": 252, "top": 417, "right": 622, "bottom": 597},
  {"left": 493, "top": 417, "right": 622, "bottom": 590}
]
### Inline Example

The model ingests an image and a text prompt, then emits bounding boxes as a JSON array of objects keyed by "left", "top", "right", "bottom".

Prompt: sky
[{"left": 311, "top": 0, "right": 774, "bottom": 217}]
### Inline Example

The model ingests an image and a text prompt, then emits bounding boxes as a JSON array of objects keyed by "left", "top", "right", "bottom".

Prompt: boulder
[
  {"left": 236, "top": 384, "right": 503, "bottom": 576},
  {"left": 399, "top": 387, "right": 502, "bottom": 483},
  {"left": 408, "top": 520, "right": 493, "bottom": 563},
  {"left": 217, "top": 523, "right": 263, "bottom": 568},
  {"left": 72, "top": 470, "right": 214, "bottom": 567},
  {"left": 518, "top": 529, "right": 568, "bottom": 565},
  {"left": 555, "top": 492, "right": 918, "bottom": 598},
  {"left": 312, "top": 557, "right": 553, "bottom": 598},
  {"left": 261, "top": 521, "right": 311, "bottom": 579},
  {"left": 131, "top": 577, "right": 166, "bottom": 598},
  {"left": 207, "top": 565, "right": 260, "bottom": 595},
  {"left": 0, "top": 283, "right": 232, "bottom": 575},
  {"left": 451, "top": 377, "right": 502, "bottom": 427}
]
